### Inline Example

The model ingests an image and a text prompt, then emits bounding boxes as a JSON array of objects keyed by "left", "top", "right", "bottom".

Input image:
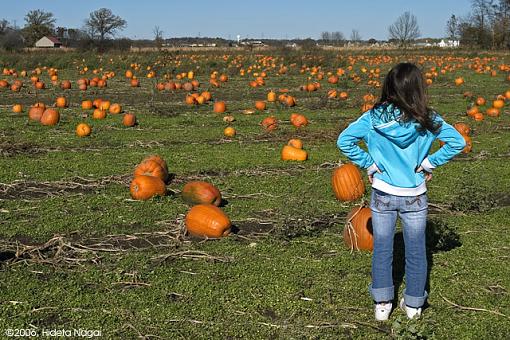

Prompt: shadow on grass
[{"left": 392, "top": 218, "right": 462, "bottom": 307}]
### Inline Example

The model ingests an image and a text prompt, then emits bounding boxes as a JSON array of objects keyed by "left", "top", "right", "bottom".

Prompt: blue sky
[{"left": 4, "top": 0, "right": 472, "bottom": 40}]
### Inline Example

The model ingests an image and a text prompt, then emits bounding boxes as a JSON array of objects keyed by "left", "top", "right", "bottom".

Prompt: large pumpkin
[
  {"left": 134, "top": 160, "right": 168, "bottom": 182},
  {"left": 130, "top": 175, "right": 166, "bottom": 200},
  {"left": 182, "top": 181, "right": 222, "bottom": 206},
  {"left": 343, "top": 206, "right": 373, "bottom": 251},
  {"left": 40, "top": 109, "right": 60, "bottom": 126},
  {"left": 331, "top": 163, "right": 365, "bottom": 201},
  {"left": 185, "top": 204, "right": 231, "bottom": 238}
]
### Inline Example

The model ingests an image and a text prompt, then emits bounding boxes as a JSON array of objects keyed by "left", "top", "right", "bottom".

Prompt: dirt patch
[
  {"left": 0, "top": 175, "right": 130, "bottom": 200},
  {"left": 0, "top": 141, "right": 43, "bottom": 157}
]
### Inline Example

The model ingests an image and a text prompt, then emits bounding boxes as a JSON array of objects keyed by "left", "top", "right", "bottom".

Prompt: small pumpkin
[
  {"left": 214, "top": 101, "right": 226, "bottom": 113},
  {"left": 331, "top": 163, "right": 365, "bottom": 202},
  {"left": 82, "top": 100, "right": 93, "bottom": 110},
  {"left": 56, "top": 96, "right": 68, "bottom": 108},
  {"left": 290, "top": 113, "right": 308, "bottom": 128},
  {"left": 12, "top": 104, "right": 23, "bottom": 113},
  {"left": 76, "top": 123, "right": 92, "bottom": 137},
  {"left": 182, "top": 181, "right": 222, "bottom": 206},
  {"left": 109, "top": 103, "right": 122, "bottom": 114},
  {"left": 343, "top": 206, "right": 373, "bottom": 251},
  {"left": 224, "top": 126, "right": 236, "bottom": 137},
  {"left": 267, "top": 91, "right": 276, "bottom": 102},
  {"left": 185, "top": 204, "right": 231, "bottom": 238},
  {"left": 92, "top": 109, "right": 106, "bottom": 119},
  {"left": 261, "top": 116, "right": 278, "bottom": 131},
  {"left": 493, "top": 99, "right": 505, "bottom": 109},
  {"left": 255, "top": 101, "right": 266, "bottom": 111},
  {"left": 130, "top": 175, "right": 166, "bottom": 200},
  {"left": 281, "top": 145, "right": 308, "bottom": 161},
  {"left": 123, "top": 113, "right": 137, "bottom": 127}
]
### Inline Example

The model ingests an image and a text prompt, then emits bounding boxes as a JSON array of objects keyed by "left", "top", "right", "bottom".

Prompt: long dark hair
[{"left": 374, "top": 62, "right": 441, "bottom": 133}]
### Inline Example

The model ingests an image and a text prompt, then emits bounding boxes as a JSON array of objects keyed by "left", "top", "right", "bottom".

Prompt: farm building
[{"left": 35, "top": 36, "right": 62, "bottom": 48}]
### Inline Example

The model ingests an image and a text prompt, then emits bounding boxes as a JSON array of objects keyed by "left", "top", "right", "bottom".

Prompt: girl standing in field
[{"left": 337, "top": 63, "right": 466, "bottom": 321}]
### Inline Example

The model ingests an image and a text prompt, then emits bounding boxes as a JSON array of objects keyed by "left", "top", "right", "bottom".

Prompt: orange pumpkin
[
  {"left": 267, "top": 91, "right": 277, "bottom": 102},
  {"left": 82, "top": 100, "right": 93, "bottom": 110},
  {"left": 60, "top": 80, "right": 71, "bottom": 90},
  {"left": 76, "top": 123, "right": 92, "bottom": 137},
  {"left": 454, "top": 122, "right": 471, "bottom": 136},
  {"left": 462, "top": 135, "right": 473, "bottom": 153},
  {"left": 475, "top": 97, "right": 486, "bottom": 106},
  {"left": 123, "top": 113, "right": 137, "bottom": 127},
  {"left": 182, "top": 181, "right": 222, "bottom": 206},
  {"left": 92, "top": 109, "right": 106, "bottom": 119},
  {"left": 224, "top": 126, "right": 236, "bottom": 137},
  {"left": 40, "top": 108, "right": 60, "bottom": 126},
  {"left": 142, "top": 155, "right": 169, "bottom": 182},
  {"left": 331, "top": 163, "right": 365, "bottom": 202},
  {"left": 493, "top": 99, "right": 505, "bottom": 109},
  {"left": 130, "top": 78, "right": 140, "bottom": 87},
  {"left": 109, "top": 103, "right": 122, "bottom": 114},
  {"left": 28, "top": 107, "right": 44, "bottom": 121},
  {"left": 290, "top": 113, "right": 308, "bottom": 128},
  {"left": 486, "top": 107, "right": 500, "bottom": 117},
  {"left": 130, "top": 175, "right": 166, "bottom": 200},
  {"left": 473, "top": 112, "right": 484, "bottom": 121},
  {"left": 343, "top": 206, "right": 373, "bottom": 251},
  {"left": 281, "top": 145, "right": 308, "bottom": 161},
  {"left": 214, "top": 101, "right": 226, "bottom": 113},
  {"left": 134, "top": 160, "right": 167, "bottom": 182},
  {"left": 56, "top": 96, "right": 68, "bottom": 108},
  {"left": 255, "top": 101, "right": 266, "bottom": 111},
  {"left": 454, "top": 77, "right": 464, "bottom": 86},
  {"left": 12, "top": 104, "right": 23, "bottom": 113},
  {"left": 261, "top": 116, "right": 278, "bottom": 131},
  {"left": 185, "top": 204, "right": 231, "bottom": 238}
]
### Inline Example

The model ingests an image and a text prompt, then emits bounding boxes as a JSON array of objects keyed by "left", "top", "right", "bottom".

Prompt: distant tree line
[
  {"left": 448, "top": 0, "right": 510, "bottom": 49},
  {"left": 0, "top": 8, "right": 127, "bottom": 51}
]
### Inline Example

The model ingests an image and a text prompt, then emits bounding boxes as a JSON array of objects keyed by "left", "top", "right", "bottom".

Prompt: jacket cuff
[
  {"left": 367, "top": 163, "right": 379, "bottom": 176},
  {"left": 420, "top": 157, "right": 435, "bottom": 173}
]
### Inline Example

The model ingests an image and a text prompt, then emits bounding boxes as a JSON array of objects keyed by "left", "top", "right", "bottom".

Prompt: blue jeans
[{"left": 369, "top": 188, "right": 428, "bottom": 308}]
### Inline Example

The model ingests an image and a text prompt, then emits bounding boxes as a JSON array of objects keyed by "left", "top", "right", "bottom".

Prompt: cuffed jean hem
[
  {"left": 369, "top": 284, "right": 394, "bottom": 303},
  {"left": 403, "top": 289, "right": 428, "bottom": 308}
]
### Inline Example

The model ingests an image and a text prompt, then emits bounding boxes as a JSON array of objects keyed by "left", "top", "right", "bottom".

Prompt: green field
[{"left": 1, "top": 50, "right": 509, "bottom": 339}]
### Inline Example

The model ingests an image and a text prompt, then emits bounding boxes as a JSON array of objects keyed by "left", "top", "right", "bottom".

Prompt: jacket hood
[{"left": 370, "top": 103, "right": 423, "bottom": 149}]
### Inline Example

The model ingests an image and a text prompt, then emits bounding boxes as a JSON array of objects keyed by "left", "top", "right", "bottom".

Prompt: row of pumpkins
[{"left": 128, "top": 153, "right": 371, "bottom": 249}]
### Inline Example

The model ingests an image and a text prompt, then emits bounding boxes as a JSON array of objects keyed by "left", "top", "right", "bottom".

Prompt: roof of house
[{"left": 45, "top": 36, "right": 62, "bottom": 44}]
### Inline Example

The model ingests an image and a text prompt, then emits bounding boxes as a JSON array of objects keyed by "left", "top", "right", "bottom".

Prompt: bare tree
[
  {"left": 350, "top": 29, "right": 362, "bottom": 42},
  {"left": 321, "top": 31, "right": 331, "bottom": 42},
  {"left": 0, "top": 19, "right": 10, "bottom": 35},
  {"left": 153, "top": 25, "right": 164, "bottom": 49},
  {"left": 331, "top": 31, "right": 345, "bottom": 45},
  {"left": 85, "top": 8, "right": 126, "bottom": 47},
  {"left": 22, "top": 9, "right": 56, "bottom": 46},
  {"left": 388, "top": 11, "right": 421, "bottom": 47},
  {"left": 446, "top": 15, "right": 459, "bottom": 40}
]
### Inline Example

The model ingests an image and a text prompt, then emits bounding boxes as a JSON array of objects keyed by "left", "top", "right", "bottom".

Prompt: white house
[
  {"left": 35, "top": 36, "right": 62, "bottom": 48},
  {"left": 438, "top": 39, "right": 460, "bottom": 48}
]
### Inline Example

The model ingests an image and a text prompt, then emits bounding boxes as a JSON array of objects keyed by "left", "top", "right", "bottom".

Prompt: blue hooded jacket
[{"left": 337, "top": 103, "right": 466, "bottom": 196}]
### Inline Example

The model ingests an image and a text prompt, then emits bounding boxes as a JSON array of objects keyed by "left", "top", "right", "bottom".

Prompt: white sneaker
[
  {"left": 400, "top": 298, "right": 422, "bottom": 319},
  {"left": 374, "top": 302, "right": 393, "bottom": 321}
]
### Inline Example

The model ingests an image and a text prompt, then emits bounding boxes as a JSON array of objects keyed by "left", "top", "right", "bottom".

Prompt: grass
[{"left": 0, "top": 49, "right": 509, "bottom": 339}]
